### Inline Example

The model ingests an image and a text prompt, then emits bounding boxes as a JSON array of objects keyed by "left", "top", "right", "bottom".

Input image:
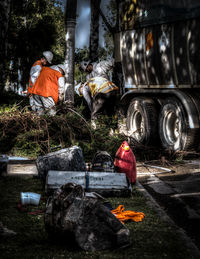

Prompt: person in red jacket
[{"left": 30, "top": 64, "right": 65, "bottom": 115}]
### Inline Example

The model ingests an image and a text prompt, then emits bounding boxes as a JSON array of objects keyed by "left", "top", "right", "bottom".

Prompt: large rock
[
  {"left": 45, "top": 183, "right": 130, "bottom": 251},
  {"left": 36, "top": 146, "right": 86, "bottom": 180}
]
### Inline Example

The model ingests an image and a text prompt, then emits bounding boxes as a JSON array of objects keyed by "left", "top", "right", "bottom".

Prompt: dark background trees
[
  {"left": 0, "top": 0, "right": 11, "bottom": 93},
  {"left": 1, "top": 0, "right": 65, "bottom": 94}
]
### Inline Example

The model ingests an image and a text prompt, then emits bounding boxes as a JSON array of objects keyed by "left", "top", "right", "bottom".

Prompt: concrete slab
[
  {"left": 7, "top": 163, "right": 38, "bottom": 175},
  {"left": 145, "top": 175, "right": 175, "bottom": 195}
]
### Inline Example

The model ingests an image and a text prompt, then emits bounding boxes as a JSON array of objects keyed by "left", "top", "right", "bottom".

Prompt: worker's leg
[
  {"left": 91, "top": 92, "right": 116, "bottom": 119},
  {"left": 40, "top": 96, "right": 56, "bottom": 115},
  {"left": 30, "top": 95, "right": 45, "bottom": 115},
  {"left": 91, "top": 93, "right": 106, "bottom": 119},
  {"left": 104, "top": 91, "right": 117, "bottom": 116}
]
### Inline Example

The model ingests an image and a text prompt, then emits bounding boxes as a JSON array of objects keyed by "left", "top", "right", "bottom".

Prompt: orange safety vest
[
  {"left": 31, "top": 67, "right": 62, "bottom": 104},
  {"left": 28, "top": 60, "right": 43, "bottom": 94}
]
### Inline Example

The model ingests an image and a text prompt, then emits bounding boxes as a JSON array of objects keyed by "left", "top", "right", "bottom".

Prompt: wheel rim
[
  {"left": 129, "top": 110, "right": 145, "bottom": 142},
  {"left": 163, "top": 110, "right": 182, "bottom": 146}
]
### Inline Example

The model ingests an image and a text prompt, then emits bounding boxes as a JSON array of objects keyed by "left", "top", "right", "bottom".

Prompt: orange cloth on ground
[
  {"left": 31, "top": 67, "right": 62, "bottom": 104},
  {"left": 111, "top": 205, "right": 145, "bottom": 223}
]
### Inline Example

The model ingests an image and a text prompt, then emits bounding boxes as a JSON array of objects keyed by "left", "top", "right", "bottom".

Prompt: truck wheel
[
  {"left": 126, "top": 97, "right": 157, "bottom": 145},
  {"left": 159, "top": 98, "right": 196, "bottom": 151}
]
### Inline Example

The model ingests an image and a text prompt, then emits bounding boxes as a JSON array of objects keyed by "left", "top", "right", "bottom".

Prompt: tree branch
[{"left": 99, "top": 7, "right": 115, "bottom": 34}]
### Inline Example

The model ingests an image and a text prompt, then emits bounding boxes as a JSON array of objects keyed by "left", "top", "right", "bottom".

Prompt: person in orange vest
[
  {"left": 29, "top": 51, "right": 53, "bottom": 91},
  {"left": 30, "top": 64, "right": 65, "bottom": 115},
  {"left": 75, "top": 77, "right": 118, "bottom": 119},
  {"left": 22, "top": 51, "right": 54, "bottom": 95}
]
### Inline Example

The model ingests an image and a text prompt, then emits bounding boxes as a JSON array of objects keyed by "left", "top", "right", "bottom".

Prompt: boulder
[
  {"left": 36, "top": 146, "right": 86, "bottom": 180},
  {"left": 44, "top": 183, "right": 130, "bottom": 251}
]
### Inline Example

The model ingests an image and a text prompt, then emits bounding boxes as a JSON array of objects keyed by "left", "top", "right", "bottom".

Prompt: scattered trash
[
  {"left": 114, "top": 141, "right": 137, "bottom": 183},
  {"left": 85, "top": 162, "right": 92, "bottom": 171},
  {"left": 17, "top": 202, "right": 28, "bottom": 212},
  {"left": 91, "top": 151, "right": 114, "bottom": 172},
  {"left": 45, "top": 183, "right": 130, "bottom": 251},
  {"left": 36, "top": 146, "right": 86, "bottom": 180},
  {"left": 20, "top": 192, "right": 41, "bottom": 206},
  {"left": 17, "top": 202, "right": 44, "bottom": 215}
]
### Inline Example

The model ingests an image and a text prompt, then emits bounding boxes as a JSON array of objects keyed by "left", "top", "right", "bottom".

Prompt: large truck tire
[
  {"left": 159, "top": 97, "right": 197, "bottom": 151},
  {"left": 126, "top": 97, "right": 158, "bottom": 145}
]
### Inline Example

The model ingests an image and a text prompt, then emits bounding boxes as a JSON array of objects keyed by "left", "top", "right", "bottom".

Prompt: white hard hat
[
  {"left": 80, "top": 61, "right": 90, "bottom": 72},
  {"left": 43, "top": 51, "right": 53, "bottom": 64},
  {"left": 74, "top": 82, "right": 82, "bottom": 96}
]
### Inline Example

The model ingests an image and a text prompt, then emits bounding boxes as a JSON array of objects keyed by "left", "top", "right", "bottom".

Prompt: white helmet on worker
[
  {"left": 80, "top": 61, "right": 90, "bottom": 72},
  {"left": 43, "top": 51, "right": 53, "bottom": 64}
]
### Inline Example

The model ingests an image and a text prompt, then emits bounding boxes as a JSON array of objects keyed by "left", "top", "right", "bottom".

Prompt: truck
[{"left": 116, "top": 0, "right": 200, "bottom": 151}]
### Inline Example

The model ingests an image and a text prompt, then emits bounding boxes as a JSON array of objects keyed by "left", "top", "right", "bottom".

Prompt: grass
[{"left": 0, "top": 175, "right": 195, "bottom": 259}]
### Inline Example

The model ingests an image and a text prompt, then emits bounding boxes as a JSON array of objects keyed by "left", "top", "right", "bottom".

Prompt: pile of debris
[
  {"left": 45, "top": 183, "right": 130, "bottom": 251},
  {"left": 34, "top": 143, "right": 141, "bottom": 251}
]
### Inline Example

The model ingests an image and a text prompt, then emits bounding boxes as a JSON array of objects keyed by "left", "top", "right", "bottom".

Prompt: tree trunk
[
  {"left": 64, "top": 0, "right": 77, "bottom": 105},
  {"left": 0, "top": 0, "right": 11, "bottom": 92},
  {"left": 89, "top": 0, "right": 101, "bottom": 62},
  {"left": 99, "top": 0, "right": 124, "bottom": 92}
]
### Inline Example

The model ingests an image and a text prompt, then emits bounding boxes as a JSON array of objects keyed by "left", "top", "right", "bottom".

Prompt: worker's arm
[
  {"left": 58, "top": 77, "right": 65, "bottom": 102},
  {"left": 82, "top": 84, "right": 92, "bottom": 111},
  {"left": 98, "top": 58, "right": 115, "bottom": 72},
  {"left": 30, "top": 64, "right": 42, "bottom": 85}
]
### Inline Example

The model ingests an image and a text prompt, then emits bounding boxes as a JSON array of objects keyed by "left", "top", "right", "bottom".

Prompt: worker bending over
[
  {"left": 29, "top": 64, "right": 65, "bottom": 115},
  {"left": 75, "top": 77, "right": 118, "bottom": 119},
  {"left": 79, "top": 59, "right": 114, "bottom": 81},
  {"left": 28, "top": 51, "right": 53, "bottom": 93}
]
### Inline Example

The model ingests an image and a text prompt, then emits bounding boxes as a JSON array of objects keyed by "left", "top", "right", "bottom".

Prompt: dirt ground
[{"left": 137, "top": 159, "right": 200, "bottom": 250}]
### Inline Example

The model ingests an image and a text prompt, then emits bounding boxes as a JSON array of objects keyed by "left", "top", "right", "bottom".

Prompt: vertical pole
[
  {"left": 64, "top": 0, "right": 77, "bottom": 105},
  {"left": 89, "top": 0, "right": 101, "bottom": 62}
]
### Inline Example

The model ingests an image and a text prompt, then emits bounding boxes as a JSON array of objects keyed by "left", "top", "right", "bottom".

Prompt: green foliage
[
  {"left": 75, "top": 47, "right": 89, "bottom": 64},
  {"left": 0, "top": 103, "right": 125, "bottom": 160}
]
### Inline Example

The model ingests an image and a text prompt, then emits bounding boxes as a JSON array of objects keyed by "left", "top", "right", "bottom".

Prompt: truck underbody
[
  {"left": 120, "top": 88, "right": 200, "bottom": 151},
  {"left": 118, "top": 1, "right": 200, "bottom": 151}
]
